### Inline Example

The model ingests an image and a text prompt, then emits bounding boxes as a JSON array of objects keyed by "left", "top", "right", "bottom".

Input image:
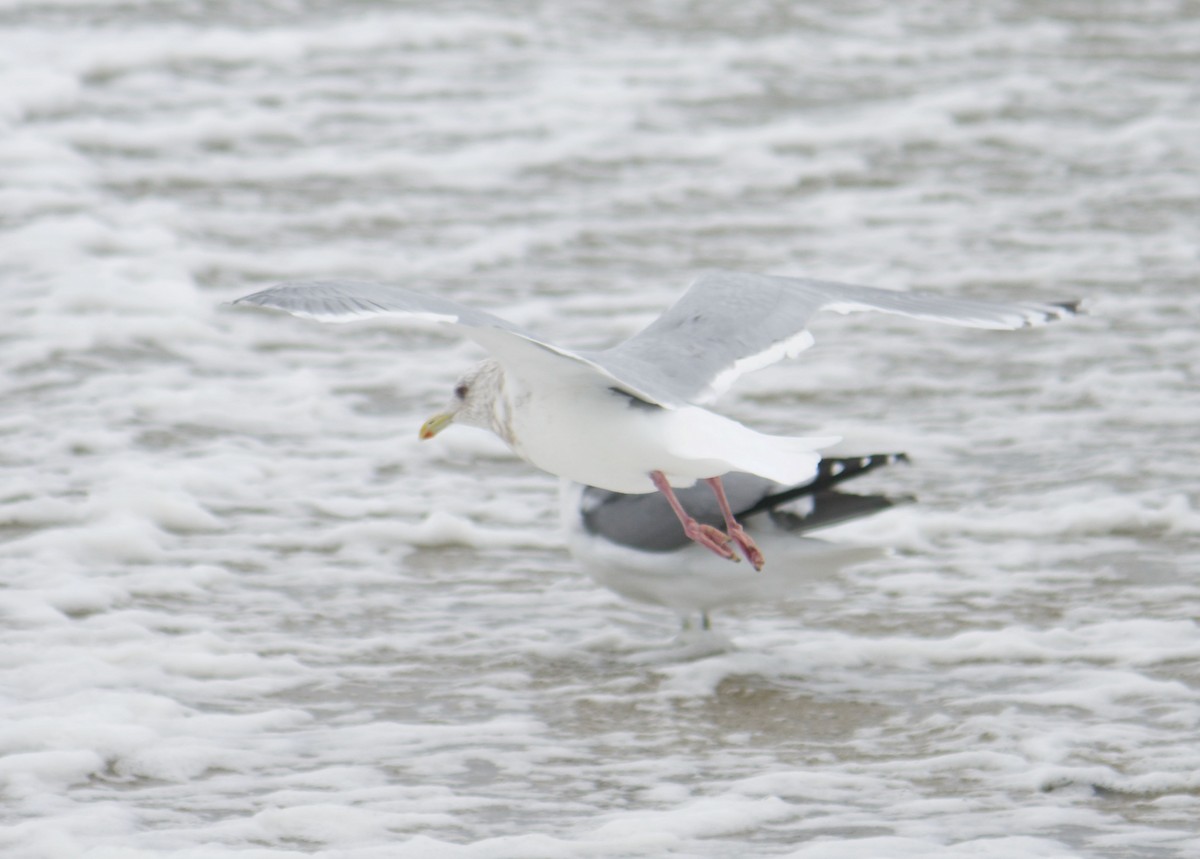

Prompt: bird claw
[
  {"left": 685, "top": 521, "right": 739, "bottom": 562},
  {"left": 650, "top": 471, "right": 761, "bottom": 568},
  {"left": 727, "top": 524, "right": 765, "bottom": 571},
  {"left": 698, "top": 523, "right": 732, "bottom": 546},
  {"left": 681, "top": 521, "right": 764, "bottom": 569}
]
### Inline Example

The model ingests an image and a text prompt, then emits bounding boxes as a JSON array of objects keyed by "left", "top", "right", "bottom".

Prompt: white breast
[{"left": 502, "top": 382, "right": 827, "bottom": 494}]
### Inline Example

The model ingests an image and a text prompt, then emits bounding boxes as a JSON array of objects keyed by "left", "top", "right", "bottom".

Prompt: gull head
[{"left": 419, "top": 359, "right": 505, "bottom": 440}]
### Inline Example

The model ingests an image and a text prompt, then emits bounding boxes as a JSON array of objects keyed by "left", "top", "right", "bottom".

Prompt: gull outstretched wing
[
  {"left": 234, "top": 280, "right": 664, "bottom": 402},
  {"left": 594, "top": 270, "right": 1079, "bottom": 405}
]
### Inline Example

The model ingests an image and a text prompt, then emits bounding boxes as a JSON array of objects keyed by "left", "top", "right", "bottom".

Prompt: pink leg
[
  {"left": 649, "top": 471, "right": 739, "bottom": 563},
  {"left": 705, "top": 476, "right": 765, "bottom": 571}
]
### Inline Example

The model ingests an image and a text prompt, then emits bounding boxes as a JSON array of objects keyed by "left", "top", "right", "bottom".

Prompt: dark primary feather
[
  {"left": 741, "top": 453, "right": 909, "bottom": 518},
  {"left": 767, "top": 490, "right": 909, "bottom": 534}
]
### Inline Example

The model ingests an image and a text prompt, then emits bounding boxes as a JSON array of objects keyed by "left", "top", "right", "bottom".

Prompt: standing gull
[
  {"left": 564, "top": 453, "right": 912, "bottom": 631},
  {"left": 235, "top": 270, "right": 1078, "bottom": 568}
]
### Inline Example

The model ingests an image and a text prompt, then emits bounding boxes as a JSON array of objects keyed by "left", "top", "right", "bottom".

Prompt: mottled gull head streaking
[{"left": 234, "top": 270, "right": 1079, "bottom": 568}]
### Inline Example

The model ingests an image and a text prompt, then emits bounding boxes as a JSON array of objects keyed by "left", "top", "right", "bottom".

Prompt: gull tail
[
  {"left": 660, "top": 407, "right": 837, "bottom": 486},
  {"left": 717, "top": 428, "right": 840, "bottom": 486}
]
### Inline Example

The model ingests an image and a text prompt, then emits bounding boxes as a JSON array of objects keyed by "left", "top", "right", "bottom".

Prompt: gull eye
[{"left": 454, "top": 383, "right": 469, "bottom": 399}]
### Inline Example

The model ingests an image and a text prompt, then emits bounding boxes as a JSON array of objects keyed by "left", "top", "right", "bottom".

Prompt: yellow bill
[{"left": 419, "top": 412, "right": 454, "bottom": 440}]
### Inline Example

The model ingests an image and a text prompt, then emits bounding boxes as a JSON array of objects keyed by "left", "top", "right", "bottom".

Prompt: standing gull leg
[
  {"left": 705, "top": 476, "right": 766, "bottom": 571},
  {"left": 648, "top": 471, "right": 739, "bottom": 562}
]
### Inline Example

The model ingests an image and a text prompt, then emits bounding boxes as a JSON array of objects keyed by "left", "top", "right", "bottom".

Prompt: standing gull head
[{"left": 234, "top": 270, "right": 1079, "bottom": 569}]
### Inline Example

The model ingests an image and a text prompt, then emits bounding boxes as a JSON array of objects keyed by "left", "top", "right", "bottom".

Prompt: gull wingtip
[
  {"left": 230, "top": 288, "right": 267, "bottom": 306},
  {"left": 1021, "top": 298, "right": 1084, "bottom": 328},
  {"left": 230, "top": 285, "right": 289, "bottom": 310}
]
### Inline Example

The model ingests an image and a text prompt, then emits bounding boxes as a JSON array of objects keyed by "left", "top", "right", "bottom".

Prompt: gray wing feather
[
  {"left": 593, "top": 270, "right": 1079, "bottom": 405},
  {"left": 580, "top": 473, "right": 779, "bottom": 552},
  {"left": 579, "top": 455, "right": 912, "bottom": 552},
  {"left": 234, "top": 280, "right": 663, "bottom": 400},
  {"left": 234, "top": 280, "right": 524, "bottom": 331}
]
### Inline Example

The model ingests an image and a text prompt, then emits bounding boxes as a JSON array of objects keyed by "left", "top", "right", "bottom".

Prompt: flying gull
[
  {"left": 235, "top": 270, "right": 1078, "bottom": 568},
  {"left": 564, "top": 453, "right": 911, "bottom": 631}
]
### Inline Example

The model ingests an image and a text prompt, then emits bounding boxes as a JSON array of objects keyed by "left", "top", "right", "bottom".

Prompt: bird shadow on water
[{"left": 554, "top": 648, "right": 894, "bottom": 752}]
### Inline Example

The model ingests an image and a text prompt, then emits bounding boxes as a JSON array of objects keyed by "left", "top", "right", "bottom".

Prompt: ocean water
[{"left": 2, "top": 1, "right": 1199, "bottom": 857}]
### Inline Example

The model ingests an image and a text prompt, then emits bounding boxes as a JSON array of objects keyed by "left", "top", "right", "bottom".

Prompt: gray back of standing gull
[
  {"left": 235, "top": 270, "right": 1079, "bottom": 568},
  {"left": 578, "top": 454, "right": 910, "bottom": 553}
]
